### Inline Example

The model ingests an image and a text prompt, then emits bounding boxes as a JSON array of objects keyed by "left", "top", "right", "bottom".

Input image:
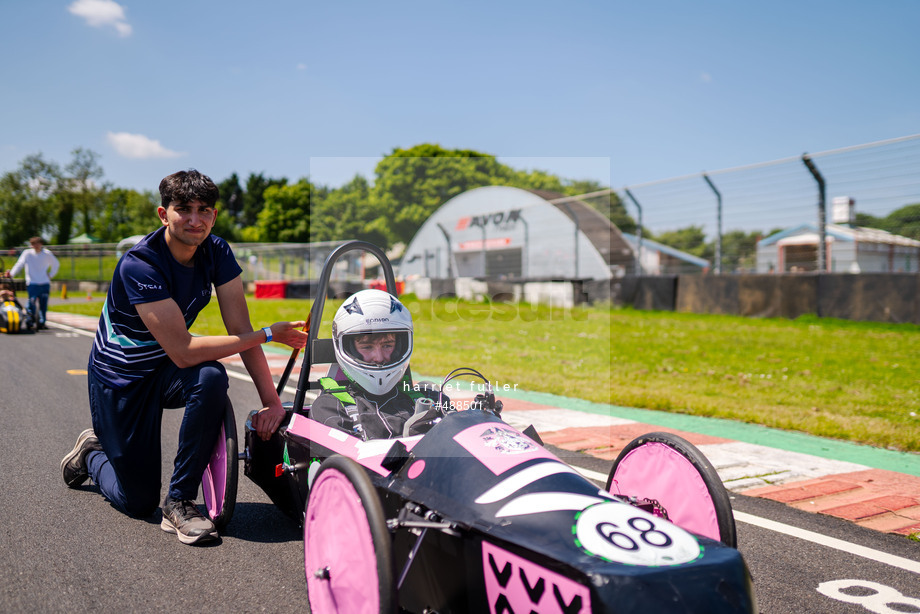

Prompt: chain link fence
[{"left": 618, "top": 133, "right": 920, "bottom": 275}]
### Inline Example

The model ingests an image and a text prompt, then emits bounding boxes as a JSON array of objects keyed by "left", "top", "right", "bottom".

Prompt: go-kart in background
[{"left": 47, "top": 308, "right": 920, "bottom": 538}]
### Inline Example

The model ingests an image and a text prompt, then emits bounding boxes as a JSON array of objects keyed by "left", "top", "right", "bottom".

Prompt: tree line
[
  {"left": 0, "top": 143, "right": 633, "bottom": 249},
  {"left": 2, "top": 143, "right": 916, "bottom": 272}
]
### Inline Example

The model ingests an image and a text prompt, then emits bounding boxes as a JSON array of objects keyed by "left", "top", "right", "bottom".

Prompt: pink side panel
[
  {"left": 453, "top": 422, "right": 558, "bottom": 475},
  {"left": 612, "top": 442, "right": 719, "bottom": 541},
  {"left": 481, "top": 541, "right": 591, "bottom": 614},
  {"left": 287, "top": 413, "right": 420, "bottom": 476}
]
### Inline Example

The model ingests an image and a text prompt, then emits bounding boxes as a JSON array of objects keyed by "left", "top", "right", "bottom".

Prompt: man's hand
[
  {"left": 268, "top": 321, "right": 309, "bottom": 349},
  {"left": 251, "top": 403, "right": 285, "bottom": 441}
]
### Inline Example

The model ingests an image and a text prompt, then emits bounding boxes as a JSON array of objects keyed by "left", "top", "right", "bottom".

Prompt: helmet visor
[{"left": 340, "top": 330, "right": 411, "bottom": 369}]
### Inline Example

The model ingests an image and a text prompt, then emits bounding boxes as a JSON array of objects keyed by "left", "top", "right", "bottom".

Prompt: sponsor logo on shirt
[{"left": 137, "top": 282, "right": 163, "bottom": 292}]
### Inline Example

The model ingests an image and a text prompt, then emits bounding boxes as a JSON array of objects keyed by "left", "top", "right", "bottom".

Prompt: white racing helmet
[{"left": 332, "top": 289, "right": 413, "bottom": 395}]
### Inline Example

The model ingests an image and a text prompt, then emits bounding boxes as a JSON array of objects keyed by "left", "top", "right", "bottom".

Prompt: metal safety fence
[{"left": 613, "top": 133, "right": 920, "bottom": 276}]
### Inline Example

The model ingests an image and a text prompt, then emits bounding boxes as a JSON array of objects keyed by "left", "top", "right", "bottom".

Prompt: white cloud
[
  {"left": 296, "top": 63, "right": 307, "bottom": 71},
  {"left": 68, "top": 0, "right": 132, "bottom": 37},
  {"left": 106, "top": 132, "right": 185, "bottom": 159},
  {"left": 700, "top": 72, "right": 713, "bottom": 84}
]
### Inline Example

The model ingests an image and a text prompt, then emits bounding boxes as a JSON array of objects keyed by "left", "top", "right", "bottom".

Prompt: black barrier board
[
  {"left": 676, "top": 276, "right": 739, "bottom": 315},
  {"left": 634, "top": 276, "right": 678, "bottom": 311},
  {"left": 817, "top": 273, "right": 919, "bottom": 323},
  {"left": 737, "top": 275, "right": 818, "bottom": 319}
]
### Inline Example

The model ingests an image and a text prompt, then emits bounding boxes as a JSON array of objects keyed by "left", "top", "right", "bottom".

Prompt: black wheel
[
  {"left": 304, "top": 455, "right": 396, "bottom": 614},
  {"left": 201, "top": 398, "right": 238, "bottom": 530},
  {"left": 606, "top": 432, "right": 737, "bottom": 547}
]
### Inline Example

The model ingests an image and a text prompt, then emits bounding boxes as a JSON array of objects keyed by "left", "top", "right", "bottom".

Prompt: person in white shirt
[{"left": 5, "top": 236, "right": 59, "bottom": 329}]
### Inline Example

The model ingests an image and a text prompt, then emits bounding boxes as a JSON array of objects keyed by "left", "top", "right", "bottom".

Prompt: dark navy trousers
[
  {"left": 86, "top": 361, "right": 228, "bottom": 517},
  {"left": 26, "top": 282, "right": 50, "bottom": 325}
]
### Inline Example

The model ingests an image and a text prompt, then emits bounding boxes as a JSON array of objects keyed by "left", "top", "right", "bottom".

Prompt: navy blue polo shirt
[{"left": 89, "top": 227, "right": 242, "bottom": 388}]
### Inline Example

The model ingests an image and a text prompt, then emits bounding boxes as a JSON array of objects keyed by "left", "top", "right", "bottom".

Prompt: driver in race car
[{"left": 309, "top": 289, "right": 446, "bottom": 439}]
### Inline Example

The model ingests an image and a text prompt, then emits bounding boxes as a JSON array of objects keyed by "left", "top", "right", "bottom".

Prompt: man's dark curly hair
[{"left": 159, "top": 169, "right": 220, "bottom": 208}]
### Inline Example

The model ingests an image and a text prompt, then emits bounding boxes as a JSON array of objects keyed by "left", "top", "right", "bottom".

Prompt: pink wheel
[
  {"left": 607, "top": 432, "right": 736, "bottom": 547},
  {"left": 202, "top": 399, "right": 238, "bottom": 530},
  {"left": 304, "top": 455, "right": 395, "bottom": 614}
]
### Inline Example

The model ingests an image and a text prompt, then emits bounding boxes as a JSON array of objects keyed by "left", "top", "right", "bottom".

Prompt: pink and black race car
[{"left": 202, "top": 241, "right": 756, "bottom": 613}]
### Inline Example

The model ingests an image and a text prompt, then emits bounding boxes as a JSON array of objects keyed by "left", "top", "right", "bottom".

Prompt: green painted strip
[
  {"left": 414, "top": 372, "right": 920, "bottom": 478},
  {"left": 263, "top": 345, "right": 294, "bottom": 355}
]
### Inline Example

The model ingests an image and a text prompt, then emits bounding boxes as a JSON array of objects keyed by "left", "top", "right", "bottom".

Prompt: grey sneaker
[
  {"left": 161, "top": 497, "right": 219, "bottom": 545},
  {"left": 61, "top": 428, "right": 103, "bottom": 487}
]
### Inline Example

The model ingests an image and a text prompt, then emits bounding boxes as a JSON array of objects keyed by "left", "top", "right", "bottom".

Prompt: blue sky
[{"left": 1, "top": 1, "right": 918, "bottom": 195}]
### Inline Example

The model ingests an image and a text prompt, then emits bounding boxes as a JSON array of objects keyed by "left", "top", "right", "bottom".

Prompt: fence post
[
  {"left": 435, "top": 222, "right": 454, "bottom": 278},
  {"left": 480, "top": 223, "right": 487, "bottom": 277},
  {"left": 802, "top": 154, "right": 827, "bottom": 272},
  {"left": 702, "top": 173, "right": 722, "bottom": 274},
  {"left": 624, "top": 188, "right": 643, "bottom": 276},
  {"left": 520, "top": 216, "right": 529, "bottom": 279},
  {"left": 557, "top": 201, "right": 580, "bottom": 278}
]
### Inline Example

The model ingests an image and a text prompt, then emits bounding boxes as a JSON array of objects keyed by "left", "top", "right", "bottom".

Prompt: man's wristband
[{"left": 261, "top": 326, "right": 272, "bottom": 343}]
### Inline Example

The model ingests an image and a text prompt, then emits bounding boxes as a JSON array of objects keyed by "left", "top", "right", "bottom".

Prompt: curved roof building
[{"left": 399, "top": 186, "right": 629, "bottom": 280}]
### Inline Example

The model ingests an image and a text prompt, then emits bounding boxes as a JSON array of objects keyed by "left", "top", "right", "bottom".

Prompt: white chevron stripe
[
  {"left": 475, "top": 461, "right": 581, "bottom": 504},
  {"left": 495, "top": 492, "right": 610, "bottom": 518}
]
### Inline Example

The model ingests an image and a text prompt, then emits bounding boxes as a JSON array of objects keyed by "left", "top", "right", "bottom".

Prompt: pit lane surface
[{"left": 2, "top": 326, "right": 918, "bottom": 613}]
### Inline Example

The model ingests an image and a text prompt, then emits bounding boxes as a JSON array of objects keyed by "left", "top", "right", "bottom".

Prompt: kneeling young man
[{"left": 61, "top": 169, "right": 308, "bottom": 545}]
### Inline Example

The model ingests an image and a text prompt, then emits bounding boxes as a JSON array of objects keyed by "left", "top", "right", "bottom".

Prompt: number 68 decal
[
  {"left": 574, "top": 501, "right": 702, "bottom": 566},
  {"left": 818, "top": 580, "right": 920, "bottom": 614}
]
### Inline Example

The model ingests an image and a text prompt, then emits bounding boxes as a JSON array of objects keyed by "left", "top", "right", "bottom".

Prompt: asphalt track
[{"left": 1, "top": 314, "right": 918, "bottom": 613}]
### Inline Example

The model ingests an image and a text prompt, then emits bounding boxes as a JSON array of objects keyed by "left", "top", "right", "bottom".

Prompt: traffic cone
[{"left": 86, "top": 290, "right": 92, "bottom": 300}]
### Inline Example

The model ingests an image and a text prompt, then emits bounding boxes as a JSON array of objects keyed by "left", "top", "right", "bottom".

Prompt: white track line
[
  {"left": 47, "top": 321, "right": 94, "bottom": 337},
  {"left": 733, "top": 511, "right": 920, "bottom": 575},
  {"left": 576, "top": 466, "right": 608, "bottom": 483}
]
